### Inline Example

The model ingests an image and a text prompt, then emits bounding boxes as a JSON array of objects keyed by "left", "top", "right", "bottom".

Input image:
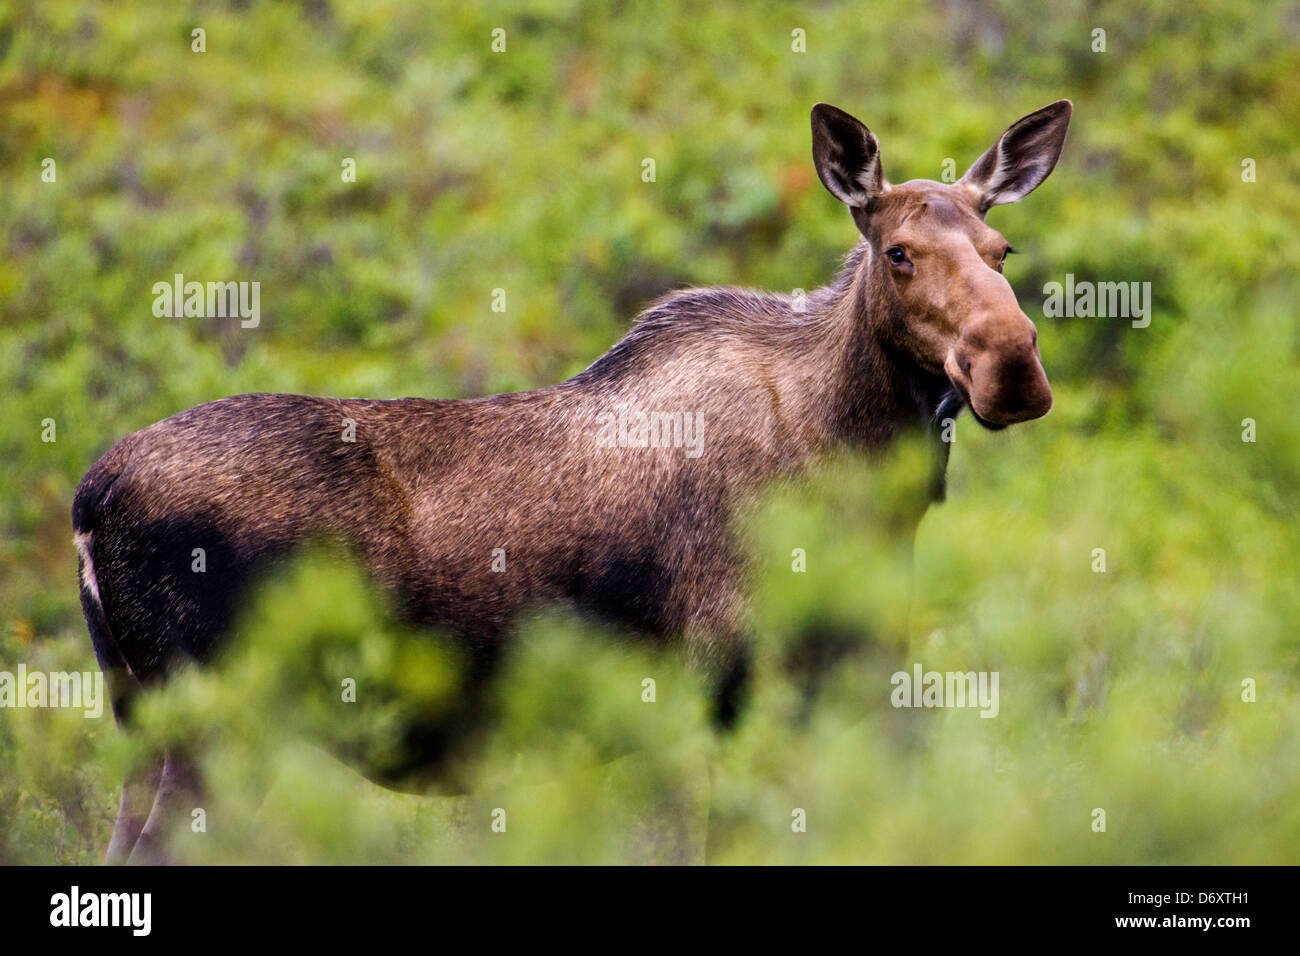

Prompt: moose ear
[
  {"left": 959, "top": 100, "right": 1072, "bottom": 213},
  {"left": 811, "top": 103, "right": 885, "bottom": 208}
]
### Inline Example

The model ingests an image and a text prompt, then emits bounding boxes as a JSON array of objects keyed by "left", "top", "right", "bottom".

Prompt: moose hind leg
[
  {"left": 128, "top": 751, "right": 202, "bottom": 865},
  {"left": 106, "top": 754, "right": 163, "bottom": 865}
]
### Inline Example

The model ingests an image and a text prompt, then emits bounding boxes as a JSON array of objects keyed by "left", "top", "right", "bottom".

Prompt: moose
[{"left": 75, "top": 100, "right": 1072, "bottom": 863}]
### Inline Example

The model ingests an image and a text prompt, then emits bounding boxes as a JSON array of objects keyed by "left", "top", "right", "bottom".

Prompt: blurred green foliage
[{"left": 1, "top": 0, "right": 1297, "bottom": 863}]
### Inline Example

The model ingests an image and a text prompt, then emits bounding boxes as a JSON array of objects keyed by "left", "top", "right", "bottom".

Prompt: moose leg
[
  {"left": 128, "top": 751, "right": 202, "bottom": 865},
  {"left": 681, "top": 579, "right": 753, "bottom": 729},
  {"left": 106, "top": 754, "right": 163, "bottom": 865},
  {"left": 710, "top": 636, "right": 752, "bottom": 729}
]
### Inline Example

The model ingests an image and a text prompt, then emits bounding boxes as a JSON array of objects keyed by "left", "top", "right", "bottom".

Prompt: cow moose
[{"left": 74, "top": 100, "right": 1072, "bottom": 863}]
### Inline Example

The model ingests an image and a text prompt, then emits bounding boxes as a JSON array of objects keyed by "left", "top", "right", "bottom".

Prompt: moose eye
[
  {"left": 996, "top": 245, "right": 1016, "bottom": 273},
  {"left": 886, "top": 246, "right": 907, "bottom": 265}
]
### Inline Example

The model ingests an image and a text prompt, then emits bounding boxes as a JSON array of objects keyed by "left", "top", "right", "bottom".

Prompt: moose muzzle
[{"left": 943, "top": 313, "right": 1053, "bottom": 427}]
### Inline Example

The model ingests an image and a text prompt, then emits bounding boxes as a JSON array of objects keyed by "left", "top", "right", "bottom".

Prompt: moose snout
[{"left": 944, "top": 315, "right": 1052, "bottom": 426}]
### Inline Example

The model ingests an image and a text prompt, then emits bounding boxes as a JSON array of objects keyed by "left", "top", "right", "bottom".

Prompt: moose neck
[{"left": 808, "top": 243, "right": 951, "bottom": 450}]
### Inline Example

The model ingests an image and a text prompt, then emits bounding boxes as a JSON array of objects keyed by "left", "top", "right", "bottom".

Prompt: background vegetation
[{"left": 1, "top": 0, "right": 1297, "bottom": 863}]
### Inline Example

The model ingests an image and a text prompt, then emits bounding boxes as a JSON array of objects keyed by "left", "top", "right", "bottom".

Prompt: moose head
[{"left": 811, "top": 100, "right": 1072, "bottom": 428}]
